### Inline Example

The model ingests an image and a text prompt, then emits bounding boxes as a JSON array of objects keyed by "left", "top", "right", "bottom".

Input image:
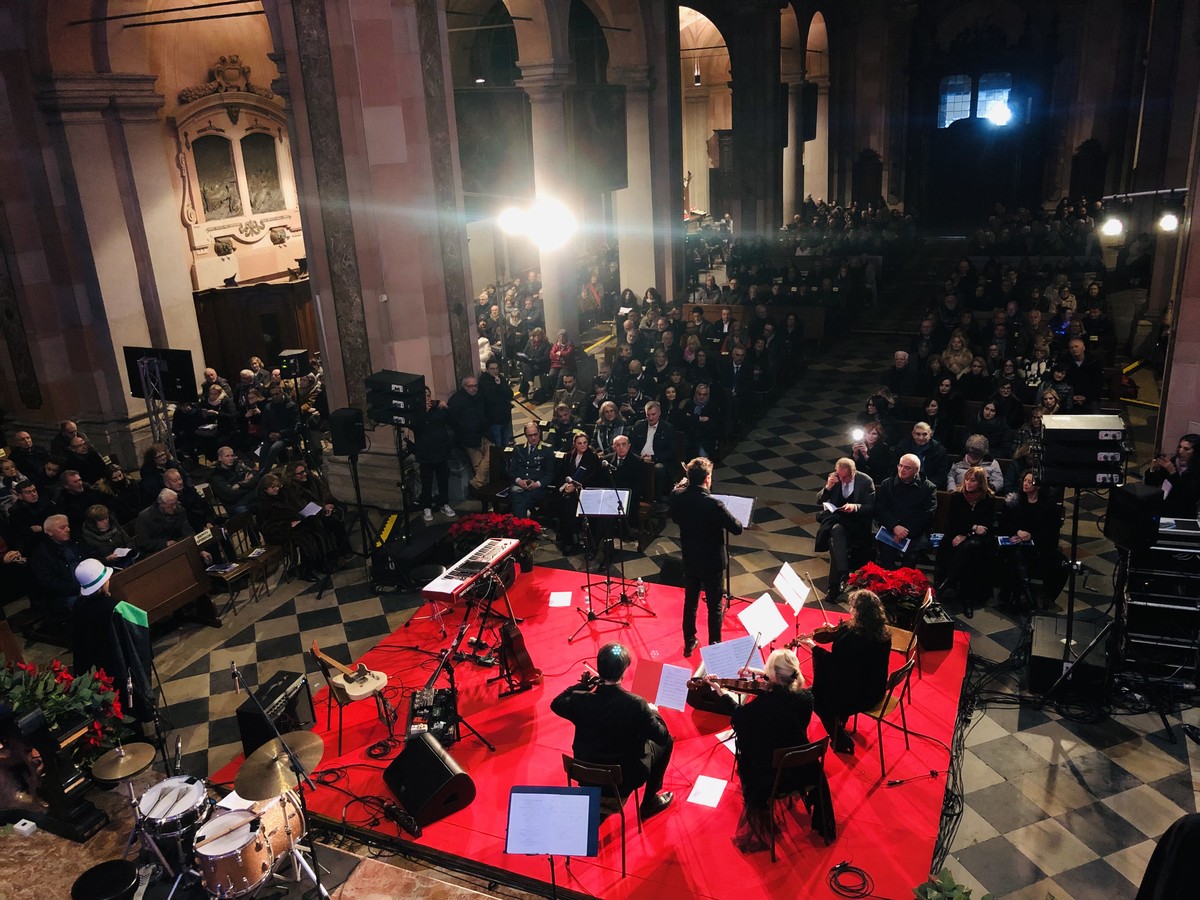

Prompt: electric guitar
[{"left": 311, "top": 641, "right": 387, "bottom": 701}]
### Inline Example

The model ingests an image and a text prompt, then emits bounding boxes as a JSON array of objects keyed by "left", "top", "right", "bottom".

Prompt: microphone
[
  {"left": 600, "top": 459, "right": 611, "bottom": 469},
  {"left": 174, "top": 736, "right": 183, "bottom": 774},
  {"left": 126, "top": 674, "right": 135, "bottom": 714},
  {"left": 230, "top": 661, "right": 240, "bottom": 694}
]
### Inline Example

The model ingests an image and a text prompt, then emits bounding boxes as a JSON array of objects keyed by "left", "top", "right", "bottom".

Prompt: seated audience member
[
  {"left": 873, "top": 453, "right": 938, "bottom": 569},
  {"left": 162, "top": 467, "right": 220, "bottom": 537},
  {"left": 414, "top": 386, "right": 457, "bottom": 521},
  {"left": 923, "top": 397, "right": 954, "bottom": 448},
  {"left": 956, "top": 357, "right": 993, "bottom": 401},
  {"left": 232, "top": 368, "right": 257, "bottom": 412},
  {"left": 971, "top": 398, "right": 1014, "bottom": 456},
  {"left": 56, "top": 469, "right": 113, "bottom": 531},
  {"left": 201, "top": 366, "right": 233, "bottom": 398},
  {"left": 580, "top": 377, "right": 611, "bottom": 427},
  {"left": 507, "top": 423, "right": 556, "bottom": 519},
  {"left": 882, "top": 350, "right": 920, "bottom": 397},
  {"left": 49, "top": 420, "right": 86, "bottom": 461},
  {"left": 947, "top": 435, "right": 1005, "bottom": 494},
  {"left": 7, "top": 481, "right": 57, "bottom": 553},
  {"left": 249, "top": 355, "right": 272, "bottom": 388},
  {"left": 479, "top": 358, "right": 515, "bottom": 450},
  {"left": 544, "top": 403, "right": 582, "bottom": 454},
  {"left": 28, "top": 514, "right": 88, "bottom": 625},
  {"left": 850, "top": 421, "right": 894, "bottom": 488},
  {"left": 799, "top": 589, "right": 891, "bottom": 754},
  {"left": 991, "top": 380, "right": 1025, "bottom": 430},
  {"left": 592, "top": 401, "right": 628, "bottom": 458},
  {"left": 857, "top": 392, "right": 899, "bottom": 446},
  {"left": 552, "top": 371, "right": 587, "bottom": 417},
  {"left": 1145, "top": 433, "right": 1200, "bottom": 518},
  {"left": 555, "top": 431, "right": 600, "bottom": 554},
  {"left": 625, "top": 359, "right": 655, "bottom": 398},
  {"left": 286, "top": 460, "right": 351, "bottom": 562},
  {"left": 62, "top": 434, "right": 108, "bottom": 485},
  {"left": 255, "top": 473, "right": 335, "bottom": 580},
  {"left": 0, "top": 458, "right": 29, "bottom": 514},
  {"left": 139, "top": 442, "right": 186, "bottom": 506},
  {"left": 81, "top": 504, "right": 135, "bottom": 568},
  {"left": 618, "top": 378, "right": 649, "bottom": 425},
  {"left": 171, "top": 398, "right": 205, "bottom": 463},
  {"left": 37, "top": 458, "right": 64, "bottom": 497},
  {"left": 660, "top": 384, "right": 690, "bottom": 432},
  {"left": 687, "top": 348, "right": 720, "bottom": 387},
  {"left": 940, "top": 330, "right": 974, "bottom": 376},
  {"left": 895, "top": 421, "right": 950, "bottom": 488},
  {"left": 0, "top": 517, "right": 31, "bottom": 600},
  {"left": 684, "top": 382, "right": 722, "bottom": 460},
  {"left": 136, "top": 489, "right": 206, "bottom": 558},
  {"left": 9, "top": 430, "right": 50, "bottom": 480},
  {"left": 629, "top": 401, "right": 678, "bottom": 498},
  {"left": 933, "top": 375, "right": 965, "bottom": 428},
  {"left": 518, "top": 327, "right": 552, "bottom": 402},
  {"left": 258, "top": 381, "right": 300, "bottom": 472},
  {"left": 816, "top": 458, "right": 876, "bottom": 595},
  {"left": 935, "top": 466, "right": 997, "bottom": 618},
  {"left": 550, "top": 642, "right": 675, "bottom": 820},
  {"left": 608, "top": 435, "right": 646, "bottom": 528},
  {"left": 706, "top": 649, "right": 830, "bottom": 852},
  {"left": 1002, "top": 472, "right": 1067, "bottom": 610},
  {"left": 209, "top": 445, "right": 262, "bottom": 516},
  {"left": 197, "top": 383, "right": 239, "bottom": 461},
  {"left": 547, "top": 329, "right": 577, "bottom": 394}
]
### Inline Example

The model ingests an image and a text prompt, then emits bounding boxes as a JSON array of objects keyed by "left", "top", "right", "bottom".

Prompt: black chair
[
  {"left": 562, "top": 754, "right": 642, "bottom": 877},
  {"left": 852, "top": 658, "right": 917, "bottom": 778},
  {"left": 767, "top": 737, "right": 835, "bottom": 861}
]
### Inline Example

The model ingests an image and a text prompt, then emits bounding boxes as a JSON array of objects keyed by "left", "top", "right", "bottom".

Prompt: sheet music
[
  {"left": 737, "top": 594, "right": 789, "bottom": 646},
  {"left": 548, "top": 591, "right": 573, "bottom": 608},
  {"left": 686, "top": 775, "right": 727, "bottom": 808},
  {"left": 700, "top": 635, "right": 759, "bottom": 680},
  {"left": 772, "top": 562, "right": 810, "bottom": 614},
  {"left": 715, "top": 728, "right": 738, "bottom": 755},
  {"left": 577, "top": 488, "right": 630, "bottom": 517},
  {"left": 505, "top": 787, "right": 598, "bottom": 857},
  {"left": 709, "top": 492, "right": 755, "bottom": 529}
]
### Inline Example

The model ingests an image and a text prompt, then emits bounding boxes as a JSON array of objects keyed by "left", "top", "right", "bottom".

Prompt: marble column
[
  {"left": 806, "top": 74, "right": 831, "bottom": 203},
  {"left": 289, "top": 0, "right": 371, "bottom": 407},
  {"left": 784, "top": 77, "right": 805, "bottom": 217},
  {"left": 517, "top": 65, "right": 579, "bottom": 341},
  {"left": 682, "top": 86, "right": 712, "bottom": 215},
  {"left": 614, "top": 66, "right": 661, "bottom": 296}
]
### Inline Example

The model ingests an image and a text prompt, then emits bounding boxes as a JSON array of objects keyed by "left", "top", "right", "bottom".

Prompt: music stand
[
  {"left": 505, "top": 786, "right": 600, "bottom": 900},
  {"left": 569, "top": 488, "right": 627, "bottom": 643},
  {"left": 710, "top": 492, "right": 755, "bottom": 613}
]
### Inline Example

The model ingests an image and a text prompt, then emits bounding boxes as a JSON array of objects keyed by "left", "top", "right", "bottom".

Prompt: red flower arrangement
[
  {"left": 846, "top": 562, "right": 931, "bottom": 628},
  {"left": 448, "top": 512, "right": 542, "bottom": 552},
  {"left": 0, "top": 656, "right": 127, "bottom": 762}
]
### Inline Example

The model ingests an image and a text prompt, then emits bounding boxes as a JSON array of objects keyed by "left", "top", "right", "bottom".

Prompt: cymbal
[
  {"left": 234, "top": 731, "right": 324, "bottom": 801},
  {"left": 92, "top": 742, "right": 156, "bottom": 781}
]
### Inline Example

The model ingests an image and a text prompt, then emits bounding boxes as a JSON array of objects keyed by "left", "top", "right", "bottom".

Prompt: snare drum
[
  {"left": 138, "top": 775, "right": 211, "bottom": 840},
  {"left": 252, "top": 791, "right": 306, "bottom": 859},
  {"left": 193, "top": 809, "right": 274, "bottom": 898}
]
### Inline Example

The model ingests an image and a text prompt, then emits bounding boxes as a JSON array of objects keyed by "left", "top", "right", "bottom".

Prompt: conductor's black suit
[{"left": 669, "top": 483, "right": 744, "bottom": 647}]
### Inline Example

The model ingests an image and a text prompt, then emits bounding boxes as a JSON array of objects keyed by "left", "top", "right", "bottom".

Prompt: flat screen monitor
[{"left": 122, "top": 346, "right": 198, "bottom": 402}]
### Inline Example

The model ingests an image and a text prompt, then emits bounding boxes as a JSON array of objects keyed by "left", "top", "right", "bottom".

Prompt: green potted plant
[{"left": 914, "top": 868, "right": 995, "bottom": 899}]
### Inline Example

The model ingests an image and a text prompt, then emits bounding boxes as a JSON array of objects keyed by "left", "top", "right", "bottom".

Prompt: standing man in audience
[
  {"left": 721, "top": 345, "right": 754, "bottom": 437},
  {"left": 670, "top": 457, "right": 744, "bottom": 655},
  {"left": 873, "top": 453, "right": 937, "bottom": 568},
  {"left": 479, "top": 357, "right": 515, "bottom": 449},
  {"left": 550, "top": 642, "right": 675, "bottom": 819},
  {"left": 816, "top": 458, "right": 876, "bottom": 595},
  {"left": 507, "top": 424, "right": 556, "bottom": 519},
  {"left": 608, "top": 435, "right": 645, "bottom": 530},
  {"left": 447, "top": 375, "right": 492, "bottom": 492},
  {"left": 1062, "top": 337, "right": 1104, "bottom": 413},
  {"left": 685, "top": 382, "right": 722, "bottom": 460}
]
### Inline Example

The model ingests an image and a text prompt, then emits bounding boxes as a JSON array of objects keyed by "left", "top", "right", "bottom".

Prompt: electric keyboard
[{"left": 421, "top": 537, "right": 521, "bottom": 602}]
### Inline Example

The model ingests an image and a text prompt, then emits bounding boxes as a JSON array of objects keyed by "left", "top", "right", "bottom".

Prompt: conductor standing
[{"left": 670, "top": 457, "right": 744, "bottom": 656}]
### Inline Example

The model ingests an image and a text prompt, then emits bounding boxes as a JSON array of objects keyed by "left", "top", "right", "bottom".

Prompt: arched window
[
  {"left": 938, "top": 75, "right": 972, "bottom": 128},
  {"left": 977, "top": 73, "right": 1013, "bottom": 123},
  {"left": 937, "top": 72, "right": 1015, "bottom": 128}
]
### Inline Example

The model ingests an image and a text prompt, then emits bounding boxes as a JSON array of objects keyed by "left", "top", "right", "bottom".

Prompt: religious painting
[
  {"left": 242, "top": 132, "right": 285, "bottom": 215},
  {"left": 193, "top": 135, "right": 243, "bottom": 220}
]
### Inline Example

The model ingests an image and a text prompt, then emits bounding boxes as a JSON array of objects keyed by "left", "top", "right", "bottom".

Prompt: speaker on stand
[{"left": 365, "top": 371, "right": 426, "bottom": 547}]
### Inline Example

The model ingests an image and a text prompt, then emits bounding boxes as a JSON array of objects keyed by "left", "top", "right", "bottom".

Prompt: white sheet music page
[
  {"left": 772, "top": 562, "right": 810, "bottom": 615},
  {"left": 737, "top": 593, "right": 789, "bottom": 646},
  {"left": 700, "top": 635, "right": 759, "bottom": 679}
]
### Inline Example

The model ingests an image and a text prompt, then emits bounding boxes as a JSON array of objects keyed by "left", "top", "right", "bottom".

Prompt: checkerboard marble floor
[{"left": 15, "top": 306, "right": 1195, "bottom": 898}]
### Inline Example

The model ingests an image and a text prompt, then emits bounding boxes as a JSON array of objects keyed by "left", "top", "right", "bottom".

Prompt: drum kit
[{"left": 93, "top": 730, "right": 326, "bottom": 899}]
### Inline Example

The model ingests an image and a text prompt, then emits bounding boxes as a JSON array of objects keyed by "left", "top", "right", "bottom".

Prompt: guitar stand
[{"left": 486, "top": 576, "right": 540, "bottom": 698}]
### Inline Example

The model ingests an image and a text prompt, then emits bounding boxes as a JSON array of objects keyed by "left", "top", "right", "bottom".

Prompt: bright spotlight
[
  {"left": 985, "top": 101, "right": 1012, "bottom": 126},
  {"left": 475, "top": 77, "right": 486, "bottom": 85},
  {"left": 525, "top": 198, "right": 578, "bottom": 250},
  {"left": 1159, "top": 212, "right": 1180, "bottom": 233},
  {"left": 498, "top": 207, "right": 528, "bottom": 235},
  {"left": 1101, "top": 217, "right": 1124, "bottom": 237}
]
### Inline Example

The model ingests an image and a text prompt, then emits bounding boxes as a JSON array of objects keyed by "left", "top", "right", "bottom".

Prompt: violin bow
[{"left": 803, "top": 570, "right": 833, "bottom": 626}]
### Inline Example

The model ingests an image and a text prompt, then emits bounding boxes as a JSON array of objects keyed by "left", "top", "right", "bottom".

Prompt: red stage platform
[{"left": 216, "top": 566, "right": 969, "bottom": 899}]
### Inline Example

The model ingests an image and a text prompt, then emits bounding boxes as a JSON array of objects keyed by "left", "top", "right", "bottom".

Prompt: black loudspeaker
[
  {"left": 1103, "top": 482, "right": 1162, "bottom": 550},
  {"left": 329, "top": 407, "right": 366, "bottom": 456},
  {"left": 277, "top": 348, "right": 311, "bottom": 379},
  {"left": 383, "top": 733, "right": 476, "bottom": 826},
  {"left": 1027, "top": 615, "right": 1108, "bottom": 694},
  {"left": 235, "top": 671, "right": 316, "bottom": 757}
]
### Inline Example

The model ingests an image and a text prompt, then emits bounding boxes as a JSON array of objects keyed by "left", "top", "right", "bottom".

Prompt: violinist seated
[
  {"left": 795, "top": 589, "right": 892, "bottom": 755},
  {"left": 550, "top": 642, "right": 675, "bottom": 820},
  {"left": 554, "top": 431, "right": 600, "bottom": 555},
  {"left": 703, "top": 649, "right": 831, "bottom": 853}
]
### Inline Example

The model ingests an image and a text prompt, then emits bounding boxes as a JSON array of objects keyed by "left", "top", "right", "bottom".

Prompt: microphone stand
[
  {"left": 595, "top": 463, "right": 652, "bottom": 619},
  {"left": 229, "top": 663, "right": 328, "bottom": 899},
  {"left": 570, "top": 486, "right": 627, "bottom": 643}
]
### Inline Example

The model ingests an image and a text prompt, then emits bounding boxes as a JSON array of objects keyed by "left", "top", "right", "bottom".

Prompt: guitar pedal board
[{"left": 407, "top": 687, "right": 457, "bottom": 747}]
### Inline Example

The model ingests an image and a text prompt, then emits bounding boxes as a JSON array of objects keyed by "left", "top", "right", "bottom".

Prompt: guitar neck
[{"left": 311, "top": 643, "right": 356, "bottom": 679}]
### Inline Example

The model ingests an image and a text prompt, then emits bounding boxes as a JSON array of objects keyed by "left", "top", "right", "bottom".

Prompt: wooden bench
[{"left": 109, "top": 537, "right": 220, "bottom": 626}]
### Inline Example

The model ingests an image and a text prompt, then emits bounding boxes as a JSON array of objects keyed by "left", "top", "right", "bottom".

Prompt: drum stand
[{"left": 119, "top": 779, "right": 175, "bottom": 879}]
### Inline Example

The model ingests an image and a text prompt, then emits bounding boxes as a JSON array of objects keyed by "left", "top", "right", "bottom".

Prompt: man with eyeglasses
[
  {"left": 447, "top": 375, "right": 492, "bottom": 490},
  {"left": 65, "top": 435, "right": 108, "bottom": 484},
  {"left": 507, "top": 424, "right": 556, "bottom": 518},
  {"left": 873, "top": 453, "right": 937, "bottom": 569}
]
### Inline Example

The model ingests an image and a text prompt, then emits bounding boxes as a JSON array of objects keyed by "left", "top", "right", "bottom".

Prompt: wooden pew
[{"left": 108, "top": 537, "right": 220, "bottom": 626}]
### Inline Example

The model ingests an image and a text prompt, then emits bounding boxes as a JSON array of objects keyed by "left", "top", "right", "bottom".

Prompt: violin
[
  {"left": 786, "top": 622, "right": 841, "bottom": 649},
  {"left": 686, "top": 675, "right": 773, "bottom": 696}
]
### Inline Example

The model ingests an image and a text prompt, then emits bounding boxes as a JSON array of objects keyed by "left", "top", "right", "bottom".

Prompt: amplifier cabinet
[{"left": 236, "top": 671, "right": 316, "bottom": 757}]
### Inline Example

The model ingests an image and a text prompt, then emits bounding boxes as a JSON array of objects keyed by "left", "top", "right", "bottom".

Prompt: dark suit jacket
[
  {"left": 720, "top": 360, "right": 754, "bottom": 400},
  {"left": 669, "top": 484, "right": 744, "bottom": 573},
  {"left": 609, "top": 452, "right": 646, "bottom": 510},
  {"left": 815, "top": 472, "right": 876, "bottom": 548},
  {"left": 550, "top": 682, "right": 671, "bottom": 790},
  {"left": 628, "top": 419, "right": 679, "bottom": 471},
  {"left": 812, "top": 624, "right": 891, "bottom": 718}
]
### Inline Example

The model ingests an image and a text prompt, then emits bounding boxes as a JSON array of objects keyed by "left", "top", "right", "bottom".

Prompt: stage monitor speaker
[
  {"left": 383, "top": 732, "right": 476, "bottom": 826},
  {"left": 1027, "top": 615, "right": 1108, "bottom": 695},
  {"left": 1103, "top": 482, "right": 1161, "bottom": 550},
  {"left": 329, "top": 407, "right": 366, "bottom": 456},
  {"left": 235, "top": 671, "right": 316, "bottom": 758}
]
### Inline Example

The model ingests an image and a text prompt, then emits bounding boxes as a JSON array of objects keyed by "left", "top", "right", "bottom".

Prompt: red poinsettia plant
[
  {"left": 449, "top": 512, "right": 542, "bottom": 554},
  {"left": 847, "top": 561, "right": 931, "bottom": 628},
  {"left": 0, "top": 656, "right": 128, "bottom": 763}
]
